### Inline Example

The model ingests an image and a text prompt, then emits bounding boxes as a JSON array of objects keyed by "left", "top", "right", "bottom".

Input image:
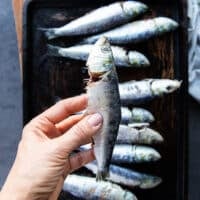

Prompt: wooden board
[
  {"left": 22, "top": 0, "right": 188, "bottom": 199},
  {"left": 12, "top": 0, "right": 24, "bottom": 74}
]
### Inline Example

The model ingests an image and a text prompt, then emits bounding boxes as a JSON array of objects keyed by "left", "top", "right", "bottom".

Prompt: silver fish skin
[
  {"left": 116, "top": 125, "right": 164, "bottom": 144},
  {"left": 128, "top": 122, "right": 150, "bottom": 128},
  {"left": 63, "top": 174, "right": 137, "bottom": 200},
  {"left": 47, "top": 44, "right": 150, "bottom": 68},
  {"left": 86, "top": 37, "right": 121, "bottom": 181},
  {"left": 43, "top": 1, "right": 148, "bottom": 39},
  {"left": 121, "top": 107, "right": 154, "bottom": 124},
  {"left": 119, "top": 79, "right": 182, "bottom": 105},
  {"left": 81, "top": 17, "right": 178, "bottom": 44},
  {"left": 112, "top": 145, "right": 161, "bottom": 164},
  {"left": 85, "top": 161, "right": 162, "bottom": 189}
]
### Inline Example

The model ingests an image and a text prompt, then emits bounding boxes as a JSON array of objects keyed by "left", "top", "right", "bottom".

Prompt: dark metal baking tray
[{"left": 22, "top": 0, "right": 188, "bottom": 199}]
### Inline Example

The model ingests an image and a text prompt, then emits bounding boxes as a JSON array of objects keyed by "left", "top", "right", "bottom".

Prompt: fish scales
[
  {"left": 116, "top": 125, "right": 163, "bottom": 144},
  {"left": 43, "top": 1, "right": 148, "bottom": 39},
  {"left": 86, "top": 37, "right": 121, "bottom": 180},
  {"left": 63, "top": 174, "right": 137, "bottom": 200},
  {"left": 85, "top": 161, "right": 162, "bottom": 189},
  {"left": 47, "top": 44, "right": 150, "bottom": 68},
  {"left": 81, "top": 17, "right": 178, "bottom": 44},
  {"left": 111, "top": 144, "right": 161, "bottom": 164},
  {"left": 121, "top": 107, "right": 154, "bottom": 124}
]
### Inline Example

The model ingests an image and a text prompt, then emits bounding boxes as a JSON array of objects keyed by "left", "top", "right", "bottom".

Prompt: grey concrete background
[
  {"left": 0, "top": 0, "right": 22, "bottom": 187},
  {"left": 0, "top": 0, "right": 200, "bottom": 199}
]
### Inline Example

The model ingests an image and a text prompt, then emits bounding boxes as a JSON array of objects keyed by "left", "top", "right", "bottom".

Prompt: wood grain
[{"left": 12, "top": 0, "right": 23, "bottom": 75}]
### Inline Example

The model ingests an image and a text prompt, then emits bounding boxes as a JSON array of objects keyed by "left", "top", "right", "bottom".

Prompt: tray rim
[{"left": 22, "top": 0, "right": 189, "bottom": 199}]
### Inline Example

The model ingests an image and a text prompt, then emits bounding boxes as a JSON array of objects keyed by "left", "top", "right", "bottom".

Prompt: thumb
[{"left": 55, "top": 113, "right": 103, "bottom": 154}]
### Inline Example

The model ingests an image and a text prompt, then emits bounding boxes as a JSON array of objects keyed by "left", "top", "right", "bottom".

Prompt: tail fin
[
  {"left": 47, "top": 44, "right": 60, "bottom": 57},
  {"left": 96, "top": 170, "right": 109, "bottom": 181},
  {"left": 38, "top": 27, "right": 57, "bottom": 40}
]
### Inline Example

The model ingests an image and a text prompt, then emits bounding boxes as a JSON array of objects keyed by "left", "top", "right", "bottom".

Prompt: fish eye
[{"left": 166, "top": 86, "right": 172, "bottom": 91}]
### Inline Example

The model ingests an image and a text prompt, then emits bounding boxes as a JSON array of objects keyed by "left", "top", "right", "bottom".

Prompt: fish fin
[
  {"left": 37, "top": 27, "right": 57, "bottom": 40},
  {"left": 47, "top": 44, "right": 60, "bottom": 57},
  {"left": 96, "top": 170, "right": 109, "bottom": 181}
]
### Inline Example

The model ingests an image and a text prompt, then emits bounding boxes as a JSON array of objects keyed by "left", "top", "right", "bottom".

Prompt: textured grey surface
[
  {"left": 0, "top": 0, "right": 22, "bottom": 187},
  {"left": 0, "top": 0, "right": 200, "bottom": 199}
]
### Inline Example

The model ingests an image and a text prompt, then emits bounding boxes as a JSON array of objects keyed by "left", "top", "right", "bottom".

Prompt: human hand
[{"left": 0, "top": 95, "right": 103, "bottom": 200}]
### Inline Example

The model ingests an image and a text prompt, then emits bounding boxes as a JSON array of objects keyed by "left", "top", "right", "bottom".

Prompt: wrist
[{"left": 0, "top": 185, "right": 32, "bottom": 200}]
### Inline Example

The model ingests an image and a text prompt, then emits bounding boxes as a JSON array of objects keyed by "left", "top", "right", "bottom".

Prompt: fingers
[
  {"left": 55, "top": 113, "right": 103, "bottom": 153},
  {"left": 37, "top": 95, "right": 87, "bottom": 124},
  {"left": 68, "top": 150, "right": 95, "bottom": 174},
  {"left": 56, "top": 114, "right": 84, "bottom": 135}
]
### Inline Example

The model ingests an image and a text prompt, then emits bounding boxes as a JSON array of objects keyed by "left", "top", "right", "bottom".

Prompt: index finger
[{"left": 38, "top": 95, "right": 87, "bottom": 124}]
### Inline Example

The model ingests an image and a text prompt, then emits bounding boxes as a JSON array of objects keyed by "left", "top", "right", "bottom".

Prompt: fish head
[
  {"left": 128, "top": 51, "right": 150, "bottom": 67},
  {"left": 140, "top": 176, "right": 162, "bottom": 189},
  {"left": 122, "top": 1, "right": 148, "bottom": 17},
  {"left": 86, "top": 36, "right": 115, "bottom": 79},
  {"left": 135, "top": 145, "right": 161, "bottom": 162},
  {"left": 151, "top": 79, "right": 182, "bottom": 96},
  {"left": 155, "top": 17, "right": 179, "bottom": 33},
  {"left": 131, "top": 108, "right": 155, "bottom": 123},
  {"left": 139, "top": 128, "right": 164, "bottom": 144}
]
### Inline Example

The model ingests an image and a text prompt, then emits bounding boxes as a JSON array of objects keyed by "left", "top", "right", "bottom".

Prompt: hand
[{"left": 0, "top": 95, "right": 103, "bottom": 200}]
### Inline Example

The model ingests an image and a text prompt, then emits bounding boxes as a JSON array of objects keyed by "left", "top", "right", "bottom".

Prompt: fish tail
[
  {"left": 47, "top": 44, "right": 60, "bottom": 57},
  {"left": 96, "top": 170, "right": 109, "bottom": 181},
  {"left": 38, "top": 27, "right": 57, "bottom": 40}
]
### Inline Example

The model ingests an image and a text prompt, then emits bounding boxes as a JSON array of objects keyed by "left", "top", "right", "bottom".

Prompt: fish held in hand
[
  {"left": 47, "top": 44, "right": 150, "bottom": 68},
  {"left": 63, "top": 174, "right": 137, "bottom": 200},
  {"left": 119, "top": 79, "right": 182, "bottom": 105},
  {"left": 81, "top": 17, "right": 178, "bottom": 44},
  {"left": 86, "top": 37, "right": 121, "bottom": 181},
  {"left": 42, "top": 1, "right": 148, "bottom": 39},
  {"left": 117, "top": 125, "right": 164, "bottom": 144},
  {"left": 85, "top": 161, "right": 162, "bottom": 189}
]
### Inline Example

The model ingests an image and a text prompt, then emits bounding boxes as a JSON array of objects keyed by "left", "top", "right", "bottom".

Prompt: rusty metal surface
[{"left": 22, "top": 0, "right": 188, "bottom": 199}]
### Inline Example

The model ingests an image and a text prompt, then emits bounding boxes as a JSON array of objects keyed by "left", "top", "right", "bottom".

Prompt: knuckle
[
  {"left": 72, "top": 123, "right": 88, "bottom": 140},
  {"left": 57, "top": 100, "right": 69, "bottom": 115},
  {"left": 75, "top": 153, "right": 84, "bottom": 167}
]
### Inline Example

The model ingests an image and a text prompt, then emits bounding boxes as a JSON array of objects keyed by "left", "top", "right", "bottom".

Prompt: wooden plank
[{"left": 12, "top": 0, "right": 24, "bottom": 76}]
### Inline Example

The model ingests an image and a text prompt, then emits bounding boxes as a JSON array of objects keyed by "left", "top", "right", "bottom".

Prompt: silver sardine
[
  {"left": 85, "top": 161, "right": 162, "bottom": 189},
  {"left": 119, "top": 79, "right": 182, "bottom": 105},
  {"left": 86, "top": 37, "right": 121, "bottom": 180},
  {"left": 112, "top": 145, "right": 161, "bottom": 164},
  {"left": 63, "top": 174, "right": 137, "bottom": 200},
  {"left": 116, "top": 125, "right": 164, "bottom": 144},
  {"left": 43, "top": 1, "right": 148, "bottom": 39},
  {"left": 47, "top": 44, "right": 150, "bottom": 68},
  {"left": 121, "top": 107, "right": 154, "bottom": 124},
  {"left": 81, "top": 17, "right": 178, "bottom": 44}
]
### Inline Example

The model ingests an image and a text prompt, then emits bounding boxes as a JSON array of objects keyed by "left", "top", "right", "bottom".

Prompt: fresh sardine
[
  {"left": 81, "top": 17, "right": 178, "bottom": 44},
  {"left": 86, "top": 37, "right": 121, "bottom": 180},
  {"left": 63, "top": 174, "right": 137, "bottom": 200},
  {"left": 81, "top": 144, "right": 161, "bottom": 164},
  {"left": 119, "top": 79, "right": 182, "bottom": 105},
  {"left": 117, "top": 125, "right": 163, "bottom": 144},
  {"left": 47, "top": 44, "right": 150, "bottom": 68},
  {"left": 85, "top": 161, "right": 162, "bottom": 189},
  {"left": 121, "top": 107, "right": 154, "bottom": 124},
  {"left": 43, "top": 1, "right": 148, "bottom": 39},
  {"left": 112, "top": 145, "right": 161, "bottom": 164}
]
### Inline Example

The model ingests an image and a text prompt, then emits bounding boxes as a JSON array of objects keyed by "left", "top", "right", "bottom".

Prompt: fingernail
[{"left": 88, "top": 113, "right": 103, "bottom": 127}]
